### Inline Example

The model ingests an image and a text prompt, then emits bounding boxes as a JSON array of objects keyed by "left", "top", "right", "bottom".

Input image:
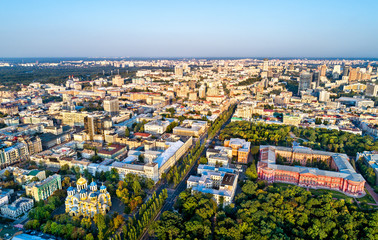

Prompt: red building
[{"left": 258, "top": 145, "right": 365, "bottom": 196}]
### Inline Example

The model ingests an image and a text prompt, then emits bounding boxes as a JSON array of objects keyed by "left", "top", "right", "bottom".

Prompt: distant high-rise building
[
  {"left": 298, "top": 71, "right": 313, "bottom": 94},
  {"left": 262, "top": 58, "right": 269, "bottom": 71},
  {"left": 112, "top": 75, "right": 124, "bottom": 87},
  {"left": 319, "top": 64, "right": 327, "bottom": 76},
  {"left": 365, "top": 83, "right": 378, "bottom": 97},
  {"left": 343, "top": 65, "right": 350, "bottom": 77},
  {"left": 174, "top": 66, "right": 184, "bottom": 78},
  {"left": 349, "top": 67, "right": 359, "bottom": 82},
  {"left": 368, "top": 64, "right": 373, "bottom": 73},
  {"left": 313, "top": 70, "right": 320, "bottom": 87},
  {"left": 289, "top": 64, "right": 294, "bottom": 71},
  {"left": 333, "top": 65, "right": 341, "bottom": 74},
  {"left": 318, "top": 90, "right": 330, "bottom": 102},
  {"left": 84, "top": 115, "right": 112, "bottom": 141},
  {"left": 199, "top": 85, "right": 206, "bottom": 98},
  {"left": 103, "top": 96, "right": 119, "bottom": 116}
]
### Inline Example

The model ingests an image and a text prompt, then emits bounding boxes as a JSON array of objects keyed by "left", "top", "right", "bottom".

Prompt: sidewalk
[{"left": 365, "top": 183, "right": 378, "bottom": 204}]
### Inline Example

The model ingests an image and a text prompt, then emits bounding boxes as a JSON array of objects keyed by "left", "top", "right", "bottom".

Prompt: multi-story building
[
  {"left": 20, "top": 136, "right": 42, "bottom": 155},
  {"left": 365, "top": 83, "right": 378, "bottom": 97},
  {"left": 258, "top": 145, "right": 365, "bottom": 196},
  {"left": 61, "top": 111, "right": 88, "bottom": 127},
  {"left": 199, "top": 85, "right": 206, "bottom": 98},
  {"left": 0, "top": 189, "right": 14, "bottom": 207},
  {"left": 224, "top": 138, "right": 250, "bottom": 164},
  {"left": 97, "top": 144, "right": 128, "bottom": 159},
  {"left": 187, "top": 164, "right": 238, "bottom": 205},
  {"left": 0, "top": 142, "right": 29, "bottom": 169},
  {"left": 283, "top": 115, "right": 302, "bottom": 126},
  {"left": 112, "top": 75, "right": 124, "bottom": 87},
  {"left": 144, "top": 120, "right": 170, "bottom": 135},
  {"left": 298, "top": 71, "right": 313, "bottom": 94},
  {"left": 84, "top": 114, "right": 113, "bottom": 141},
  {"left": 173, "top": 120, "right": 207, "bottom": 137},
  {"left": 319, "top": 64, "right": 327, "bottom": 76},
  {"left": 103, "top": 96, "right": 119, "bottom": 116},
  {"left": 65, "top": 176, "right": 111, "bottom": 217},
  {"left": 0, "top": 197, "right": 34, "bottom": 219},
  {"left": 0, "top": 104, "right": 18, "bottom": 116},
  {"left": 26, "top": 174, "right": 62, "bottom": 202}
]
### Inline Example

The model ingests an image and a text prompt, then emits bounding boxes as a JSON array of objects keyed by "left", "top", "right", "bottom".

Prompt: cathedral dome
[{"left": 77, "top": 176, "right": 88, "bottom": 186}]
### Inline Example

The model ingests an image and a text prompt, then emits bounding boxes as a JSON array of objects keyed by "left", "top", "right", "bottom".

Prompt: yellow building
[
  {"left": 65, "top": 176, "right": 111, "bottom": 218},
  {"left": 61, "top": 111, "right": 88, "bottom": 126}
]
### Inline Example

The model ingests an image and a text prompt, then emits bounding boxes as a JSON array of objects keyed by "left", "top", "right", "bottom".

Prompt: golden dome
[{"left": 77, "top": 176, "right": 87, "bottom": 185}]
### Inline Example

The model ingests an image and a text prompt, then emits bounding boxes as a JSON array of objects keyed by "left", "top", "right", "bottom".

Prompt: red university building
[{"left": 258, "top": 145, "right": 365, "bottom": 196}]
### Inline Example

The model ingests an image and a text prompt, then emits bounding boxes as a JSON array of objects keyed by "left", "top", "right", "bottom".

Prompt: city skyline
[{"left": 1, "top": 0, "right": 378, "bottom": 58}]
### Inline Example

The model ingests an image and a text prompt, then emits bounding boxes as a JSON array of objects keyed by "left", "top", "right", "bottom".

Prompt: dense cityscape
[
  {"left": 0, "top": 57, "right": 376, "bottom": 239},
  {"left": 1, "top": 0, "right": 378, "bottom": 239}
]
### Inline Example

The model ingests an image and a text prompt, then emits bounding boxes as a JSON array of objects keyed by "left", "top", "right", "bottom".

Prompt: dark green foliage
[
  {"left": 122, "top": 189, "right": 168, "bottom": 240},
  {"left": 356, "top": 157, "right": 377, "bottom": 186},
  {"left": 236, "top": 77, "right": 261, "bottom": 86},
  {"left": 166, "top": 121, "right": 179, "bottom": 133},
  {"left": 153, "top": 190, "right": 216, "bottom": 240},
  {"left": 154, "top": 184, "right": 378, "bottom": 240},
  {"left": 220, "top": 121, "right": 378, "bottom": 157}
]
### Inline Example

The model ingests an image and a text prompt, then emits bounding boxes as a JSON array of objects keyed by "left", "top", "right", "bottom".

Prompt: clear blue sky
[{"left": 1, "top": 0, "right": 377, "bottom": 58}]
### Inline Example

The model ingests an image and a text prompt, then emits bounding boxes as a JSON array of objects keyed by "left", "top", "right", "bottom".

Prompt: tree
[
  {"left": 125, "top": 127, "right": 130, "bottom": 137},
  {"left": 62, "top": 176, "right": 71, "bottom": 187},
  {"left": 94, "top": 214, "right": 106, "bottom": 240},
  {"left": 85, "top": 233, "right": 94, "bottom": 240},
  {"left": 31, "top": 176, "right": 40, "bottom": 182},
  {"left": 245, "top": 162, "right": 257, "bottom": 180}
]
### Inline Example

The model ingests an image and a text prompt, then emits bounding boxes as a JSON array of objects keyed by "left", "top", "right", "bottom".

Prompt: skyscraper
[
  {"left": 343, "top": 65, "right": 350, "bottom": 77},
  {"left": 174, "top": 66, "right": 184, "bottom": 78},
  {"left": 349, "top": 67, "right": 359, "bottom": 82},
  {"left": 84, "top": 115, "right": 112, "bottom": 141},
  {"left": 262, "top": 58, "right": 269, "bottom": 71},
  {"left": 199, "top": 85, "right": 206, "bottom": 98},
  {"left": 298, "top": 71, "right": 313, "bottom": 94},
  {"left": 103, "top": 96, "right": 119, "bottom": 116},
  {"left": 319, "top": 64, "right": 327, "bottom": 76}
]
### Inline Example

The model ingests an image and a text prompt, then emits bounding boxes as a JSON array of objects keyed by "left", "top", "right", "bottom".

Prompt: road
[{"left": 140, "top": 107, "right": 235, "bottom": 240}]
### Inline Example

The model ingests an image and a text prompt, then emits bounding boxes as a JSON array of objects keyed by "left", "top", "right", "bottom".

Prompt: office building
[
  {"left": 298, "top": 71, "right": 313, "bottom": 94},
  {"left": 103, "top": 96, "right": 119, "bottom": 116},
  {"left": 365, "top": 83, "right": 378, "bottom": 97},
  {"left": 174, "top": 66, "right": 184, "bottom": 78}
]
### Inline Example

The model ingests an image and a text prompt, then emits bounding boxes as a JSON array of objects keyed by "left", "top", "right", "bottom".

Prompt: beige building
[
  {"left": 103, "top": 96, "right": 119, "bottom": 116},
  {"left": 61, "top": 111, "right": 88, "bottom": 126}
]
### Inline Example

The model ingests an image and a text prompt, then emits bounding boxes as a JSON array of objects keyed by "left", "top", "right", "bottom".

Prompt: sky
[{"left": 0, "top": 0, "right": 378, "bottom": 58}]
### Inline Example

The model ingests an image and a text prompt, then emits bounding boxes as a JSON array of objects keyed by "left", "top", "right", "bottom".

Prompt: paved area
[{"left": 365, "top": 183, "right": 378, "bottom": 204}]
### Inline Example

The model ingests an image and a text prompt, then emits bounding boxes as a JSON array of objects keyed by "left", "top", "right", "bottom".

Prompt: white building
[
  {"left": 0, "top": 197, "right": 34, "bottom": 219},
  {"left": 187, "top": 164, "right": 238, "bottom": 205},
  {"left": 144, "top": 120, "right": 170, "bottom": 134}
]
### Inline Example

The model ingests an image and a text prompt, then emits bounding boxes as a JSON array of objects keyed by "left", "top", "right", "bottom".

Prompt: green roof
[{"left": 28, "top": 170, "right": 40, "bottom": 176}]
